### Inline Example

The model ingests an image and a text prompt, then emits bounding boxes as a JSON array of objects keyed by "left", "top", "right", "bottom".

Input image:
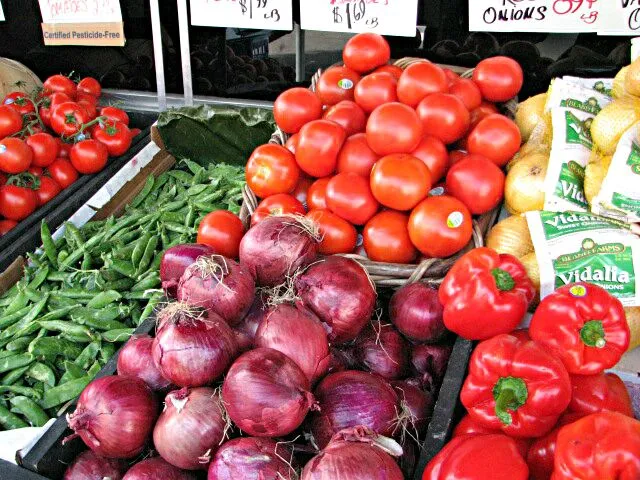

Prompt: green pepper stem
[
  {"left": 491, "top": 268, "right": 516, "bottom": 292},
  {"left": 580, "top": 320, "right": 606, "bottom": 348},
  {"left": 493, "top": 376, "right": 528, "bottom": 426}
]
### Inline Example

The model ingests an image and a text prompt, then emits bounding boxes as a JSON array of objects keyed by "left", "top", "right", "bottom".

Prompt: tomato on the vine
[
  {"left": 0, "top": 138, "right": 33, "bottom": 174},
  {"left": 99, "top": 106, "right": 129, "bottom": 126},
  {"left": 273, "top": 88, "right": 323, "bottom": 134},
  {"left": 43, "top": 74, "right": 77, "bottom": 98},
  {"left": 76, "top": 92, "right": 98, "bottom": 105},
  {"left": 48, "top": 92, "right": 73, "bottom": 108},
  {"left": 416, "top": 93, "right": 470, "bottom": 145},
  {"left": 77, "top": 77, "right": 102, "bottom": 98},
  {"left": 411, "top": 136, "right": 449, "bottom": 182},
  {"left": 197, "top": 210, "right": 244, "bottom": 258},
  {"left": 251, "top": 194, "right": 305, "bottom": 226},
  {"left": 50, "top": 102, "right": 90, "bottom": 136},
  {"left": 397, "top": 62, "right": 448, "bottom": 107},
  {"left": 25, "top": 133, "right": 58, "bottom": 167},
  {"left": 366, "top": 102, "right": 422, "bottom": 156},
  {"left": 363, "top": 210, "right": 417, "bottom": 263},
  {"left": 70, "top": 140, "right": 108, "bottom": 174},
  {"left": 315, "top": 66, "right": 361, "bottom": 106},
  {"left": 3, "top": 92, "right": 35, "bottom": 116},
  {"left": 306, "top": 208, "right": 357, "bottom": 254},
  {"left": 35, "top": 176, "right": 62, "bottom": 206},
  {"left": 28, "top": 166, "right": 43, "bottom": 176},
  {"left": 326, "top": 172, "right": 378, "bottom": 225},
  {"left": 323, "top": 101, "right": 366, "bottom": 136},
  {"left": 0, "top": 105, "right": 23, "bottom": 138},
  {"left": 343, "top": 33, "right": 390, "bottom": 73},
  {"left": 0, "top": 219, "right": 17, "bottom": 236},
  {"left": 56, "top": 139, "right": 71, "bottom": 158},
  {"left": 47, "top": 158, "right": 78, "bottom": 188},
  {"left": 467, "top": 114, "right": 521, "bottom": 166},
  {"left": 296, "top": 120, "right": 346, "bottom": 177},
  {"left": 370, "top": 154, "right": 432, "bottom": 211},
  {"left": 354, "top": 72, "right": 398, "bottom": 113},
  {"left": 373, "top": 64, "right": 403, "bottom": 80},
  {"left": 246, "top": 144, "right": 300, "bottom": 198},
  {"left": 0, "top": 182, "right": 38, "bottom": 221},
  {"left": 450, "top": 79, "right": 482, "bottom": 111},
  {"left": 446, "top": 156, "right": 505, "bottom": 214},
  {"left": 337, "top": 133, "right": 379, "bottom": 178},
  {"left": 307, "top": 177, "right": 330, "bottom": 211},
  {"left": 472, "top": 56, "right": 523, "bottom": 103},
  {"left": 92, "top": 121, "right": 132, "bottom": 156},
  {"left": 78, "top": 99, "right": 98, "bottom": 120},
  {"left": 408, "top": 195, "right": 472, "bottom": 258}
]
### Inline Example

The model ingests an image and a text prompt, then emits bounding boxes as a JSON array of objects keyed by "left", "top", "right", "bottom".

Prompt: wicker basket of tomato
[{"left": 239, "top": 34, "right": 522, "bottom": 287}]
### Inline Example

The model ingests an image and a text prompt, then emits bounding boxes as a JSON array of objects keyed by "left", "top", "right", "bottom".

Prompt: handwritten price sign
[
  {"left": 190, "top": 0, "right": 292, "bottom": 30},
  {"left": 38, "top": 0, "right": 123, "bottom": 24},
  {"left": 599, "top": 0, "right": 640, "bottom": 35},
  {"left": 300, "top": 0, "right": 419, "bottom": 37}
]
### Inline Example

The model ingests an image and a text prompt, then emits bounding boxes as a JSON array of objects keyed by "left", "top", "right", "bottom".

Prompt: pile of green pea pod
[{"left": 0, "top": 160, "right": 245, "bottom": 430}]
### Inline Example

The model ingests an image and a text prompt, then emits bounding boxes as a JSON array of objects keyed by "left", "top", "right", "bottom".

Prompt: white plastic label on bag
[
  {"left": 300, "top": 0, "right": 419, "bottom": 37},
  {"left": 38, "top": 0, "right": 123, "bottom": 23},
  {"left": 190, "top": 0, "right": 293, "bottom": 30},
  {"left": 0, "top": 3, "right": 5, "bottom": 22}
]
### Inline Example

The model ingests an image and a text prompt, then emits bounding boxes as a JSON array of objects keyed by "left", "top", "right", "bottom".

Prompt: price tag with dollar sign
[{"left": 190, "top": 0, "right": 292, "bottom": 30}]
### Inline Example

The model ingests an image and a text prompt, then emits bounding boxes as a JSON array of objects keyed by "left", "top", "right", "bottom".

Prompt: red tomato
[
  {"left": 273, "top": 88, "right": 323, "bottom": 134},
  {"left": 0, "top": 172, "right": 5, "bottom": 186},
  {"left": 285, "top": 134, "right": 299, "bottom": 154},
  {"left": 197, "top": 210, "right": 244, "bottom": 258},
  {"left": 450, "top": 79, "right": 482, "bottom": 111},
  {"left": 70, "top": 140, "right": 108, "bottom": 174},
  {"left": 315, "top": 66, "right": 361, "bottom": 106},
  {"left": 291, "top": 174, "right": 314, "bottom": 206},
  {"left": 307, "top": 177, "right": 330, "bottom": 211},
  {"left": 47, "top": 158, "right": 78, "bottom": 188},
  {"left": 251, "top": 194, "right": 305, "bottom": 226},
  {"left": 374, "top": 64, "right": 403, "bottom": 80},
  {"left": 48, "top": 92, "right": 73, "bottom": 108},
  {"left": 25, "top": 133, "right": 58, "bottom": 167},
  {"left": 296, "top": 120, "right": 346, "bottom": 177},
  {"left": 77, "top": 77, "right": 102, "bottom": 98},
  {"left": 78, "top": 100, "right": 97, "bottom": 120},
  {"left": 28, "top": 166, "right": 43, "bottom": 176},
  {"left": 306, "top": 208, "right": 357, "bottom": 254},
  {"left": 99, "top": 106, "right": 129, "bottom": 126},
  {"left": 397, "top": 62, "right": 448, "bottom": 107},
  {"left": 35, "top": 176, "right": 62, "bottom": 206},
  {"left": 472, "top": 56, "right": 524, "bottom": 102},
  {"left": 0, "top": 105, "right": 23, "bottom": 138},
  {"left": 39, "top": 106, "right": 52, "bottom": 129},
  {"left": 446, "top": 156, "right": 505, "bottom": 214},
  {"left": 411, "top": 136, "right": 448, "bottom": 182},
  {"left": 92, "top": 121, "right": 132, "bottom": 156},
  {"left": 246, "top": 144, "right": 300, "bottom": 198},
  {"left": 3, "top": 92, "right": 35, "bottom": 116},
  {"left": 469, "top": 102, "right": 500, "bottom": 129},
  {"left": 326, "top": 172, "right": 378, "bottom": 225},
  {"left": 0, "top": 184, "right": 38, "bottom": 221},
  {"left": 343, "top": 33, "right": 391, "bottom": 73},
  {"left": 50, "top": 102, "right": 89, "bottom": 136},
  {"left": 354, "top": 72, "right": 398, "bottom": 113},
  {"left": 76, "top": 92, "right": 98, "bottom": 105},
  {"left": 467, "top": 114, "right": 521, "bottom": 166},
  {"left": 370, "top": 154, "right": 432, "bottom": 211},
  {"left": 366, "top": 102, "right": 422, "bottom": 156},
  {"left": 0, "top": 219, "right": 17, "bottom": 236},
  {"left": 416, "top": 93, "right": 470, "bottom": 145},
  {"left": 337, "top": 133, "right": 379, "bottom": 178},
  {"left": 56, "top": 139, "right": 71, "bottom": 158},
  {"left": 323, "top": 101, "right": 366, "bottom": 136},
  {"left": 43, "top": 74, "right": 77, "bottom": 98},
  {"left": 0, "top": 138, "right": 32, "bottom": 174},
  {"left": 363, "top": 210, "right": 417, "bottom": 263},
  {"left": 443, "top": 68, "right": 460, "bottom": 87},
  {"left": 408, "top": 195, "right": 472, "bottom": 258}
]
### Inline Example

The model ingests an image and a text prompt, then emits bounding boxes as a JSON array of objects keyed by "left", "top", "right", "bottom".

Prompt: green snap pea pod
[
  {"left": 0, "top": 405, "right": 29, "bottom": 429},
  {"left": 40, "top": 221, "right": 58, "bottom": 268},
  {"left": 46, "top": 271, "right": 75, "bottom": 282},
  {"left": 131, "top": 175, "right": 155, "bottom": 208},
  {"left": 131, "top": 233, "right": 152, "bottom": 268},
  {"left": 0, "top": 385, "right": 41, "bottom": 399},
  {"left": 3, "top": 290, "right": 28, "bottom": 316},
  {"left": 102, "top": 278, "right": 135, "bottom": 292},
  {"left": 87, "top": 361, "right": 101, "bottom": 378},
  {"left": 0, "top": 305, "right": 32, "bottom": 329},
  {"left": 28, "top": 266, "right": 49, "bottom": 291},
  {"left": 29, "top": 337, "right": 83, "bottom": 360},
  {"left": 74, "top": 315, "right": 128, "bottom": 331},
  {"left": 27, "top": 253, "right": 44, "bottom": 269},
  {"left": 168, "top": 170, "right": 193, "bottom": 183},
  {"left": 103, "top": 212, "right": 145, "bottom": 240},
  {"left": 38, "top": 321, "right": 95, "bottom": 341},
  {"left": 100, "top": 342, "right": 116, "bottom": 364},
  {"left": 64, "top": 226, "right": 78, "bottom": 251},
  {"left": 46, "top": 296, "right": 78, "bottom": 309},
  {"left": 136, "top": 236, "right": 158, "bottom": 275},
  {"left": 6, "top": 335, "right": 36, "bottom": 352},
  {"left": 61, "top": 332, "right": 94, "bottom": 344},
  {"left": 66, "top": 223, "right": 85, "bottom": 249},
  {"left": 51, "top": 289, "right": 96, "bottom": 300},
  {"left": 23, "top": 288, "right": 43, "bottom": 304},
  {"left": 101, "top": 328, "right": 135, "bottom": 343},
  {"left": 57, "top": 250, "right": 69, "bottom": 265},
  {"left": 113, "top": 244, "right": 137, "bottom": 261},
  {"left": 159, "top": 211, "right": 183, "bottom": 223},
  {"left": 0, "top": 284, "right": 20, "bottom": 306},
  {"left": 0, "top": 354, "right": 35, "bottom": 374},
  {"left": 132, "top": 271, "right": 160, "bottom": 291},
  {"left": 193, "top": 202, "right": 221, "bottom": 214},
  {"left": 1, "top": 366, "right": 30, "bottom": 385},
  {"left": 164, "top": 222, "right": 191, "bottom": 235},
  {"left": 181, "top": 158, "right": 202, "bottom": 175},
  {"left": 74, "top": 342, "right": 101, "bottom": 369},
  {"left": 6, "top": 323, "right": 40, "bottom": 343},
  {"left": 124, "top": 289, "right": 162, "bottom": 301},
  {"left": 0, "top": 350, "right": 17, "bottom": 360},
  {"left": 81, "top": 252, "right": 92, "bottom": 270},
  {"left": 9, "top": 396, "right": 49, "bottom": 427},
  {"left": 40, "top": 305, "right": 78, "bottom": 321},
  {"left": 100, "top": 268, "right": 125, "bottom": 282},
  {"left": 40, "top": 376, "right": 90, "bottom": 409},
  {"left": 26, "top": 363, "right": 56, "bottom": 387},
  {"left": 139, "top": 293, "right": 162, "bottom": 325},
  {"left": 162, "top": 199, "right": 187, "bottom": 212},
  {"left": 63, "top": 361, "right": 86, "bottom": 379},
  {"left": 105, "top": 258, "right": 137, "bottom": 279},
  {"left": 117, "top": 228, "right": 144, "bottom": 245},
  {"left": 0, "top": 297, "right": 49, "bottom": 340},
  {"left": 87, "top": 290, "right": 122, "bottom": 309},
  {"left": 186, "top": 184, "right": 208, "bottom": 197},
  {"left": 197, "top": 190, "right": 225, "bottom": 204},
  {"left": 151, "top": 252, "right": 163, "bottom": 271},
  {"left": 184, "top": 206, "right": 195, "bottom": 228},
  {"left": 160, "top": 228, "right": 171, "bottom": 250},
  {"left": 59, "top": 232, "right": 106, "bottom": 270}
]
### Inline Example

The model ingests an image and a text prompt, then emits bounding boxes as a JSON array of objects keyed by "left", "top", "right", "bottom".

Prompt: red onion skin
[
  {"left": 355, "top": 324, "right": 409, "bottom": 379},
  {"left": 160, "top": 244, "right": 214, "bottom": 298},
  {"left": 411, "top": 343, "right": 452, "bottom": 383},
  {"left": 123, "top": 457, "right": 196, "bottom": 480},
  {"left": 117, "top": 335, "right": 171, "bottom": 391},
  {"left": 152, "top": 308, "right": 237, "bottom": 387},
  {"left": 391, "top": 380, "right": 434, "bottom": 435},
  {"left": 207, "top": 437, "right": 295, "bottom": 480},
  {"left": 295, "top": 256, "right": 376, "bottom": 344},
  {"left": 327, "top": 347, "right": 358, "bottom": 374},
  {"left": 64, "top": 450, "right": 127, "bottom": 480},
  {"left": 222, "top": 347, "right": 315, "bottom": 437},
  {"left": 233, "top": 294, "right": 267, "bottom": 351},
  {"left": 67, "top": 376, "right": 158, "bottom": 459},
  {"left": 309, "top": 370, "right": 399, "bottom": 449},
  {"left": 177, "top": 255, "right": 255, "bottom": 325},
  {"left": 239, "top": 215, "right": 319, "bottom": 286},
  {"left": 255, "top": 304, "right": 330, "bottom": 384},
  {"left": 390, "top": 282, "right": 446, "bottom": 342},
  {"left": 153, "top": 387, "right": 227, "bottom": 471}
]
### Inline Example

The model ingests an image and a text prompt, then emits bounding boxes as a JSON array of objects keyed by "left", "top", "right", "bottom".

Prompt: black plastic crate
[{"left": 0, "top": 459, "right": 49, "bottom": 480}]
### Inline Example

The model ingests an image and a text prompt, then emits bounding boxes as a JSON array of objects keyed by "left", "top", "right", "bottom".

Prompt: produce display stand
[{"left": 0, "top": 458, "right": 49, "bottom": 480}]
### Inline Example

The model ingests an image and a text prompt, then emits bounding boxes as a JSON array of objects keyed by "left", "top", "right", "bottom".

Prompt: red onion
[
  {"left": 391, "top": 380, "right": 434, "bottom": 436},
  {"left": 222, "top": 348, "right": 316, "bottom": 437},
  {"left": 233, "top": 294, "right": 267, "bottom": 351},
  {"left": 295, "top": 256, "right": 376, "bottom": 344},
  {"left": 160, "top": 243, "right": 214, "bottom": 298},
  {"left": 123, "top": 457, "right": 196, "bottom": 480},
  {"left": 152, "top": 303, "right": 238, "bottom": 387},
  {"left": 153, "top": 387, "right": 228, "bottom": 470},
  {"left": 117, "top": 334, "right": 171, "bottom": 391},
  {"left": 255, "top": 304, "right": 330, "bottom": 384},
  {"left": 64, "top": 450, "right": 126, "bottom": 480},
  {"left": 390, "top": 282, "right": 446, "bottom": 342},
  {"left": 301, "top": 427, "right": 404, "bottom": 480},
  {"left": 327, "top": 347, "right": 358, "bottom": 374},
  {"left": 309, "top": 370, "right": 399, "bottom": 449},
  {"left": 177, "top": 255, "right": 255, "bottom": 325},
  {"left": 66, "top": 376, "right": 158, "bottom": 458},
  {"left": 411, "top": 344, "right": 452, "bottom": 384},
  {"left": 207, "top": 437, "right": 296, "bottom": 480},
  {"left": 355, "top": 324, "right": 409, "bottom": 379},
  {"left": 239, "top": 215, "right": 320, "bottom": 286}
]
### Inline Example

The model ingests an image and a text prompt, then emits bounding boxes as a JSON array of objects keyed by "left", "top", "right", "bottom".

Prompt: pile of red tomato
[
  {"left": 247, "top": 33, "right": 523, "bottom": 263},
  {"left": 0, "top": 74, "right": 140, "bottom": 236}
]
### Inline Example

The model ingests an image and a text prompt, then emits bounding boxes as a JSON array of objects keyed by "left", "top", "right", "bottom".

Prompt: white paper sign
[
  {"left": 0, "top": 3, "right": 5, "bottom": 22},
  {"left": 598, "top": 1, "right": 640, "bottom": 35},
  {"left": 190, "top": 0, "right": 293, "bottom": 31},
  {"left": 38, "top": 0, "right": 122, "bottom": 24},
  {"left": 300, "top": 0, "right": 418, "bottom": 37}
]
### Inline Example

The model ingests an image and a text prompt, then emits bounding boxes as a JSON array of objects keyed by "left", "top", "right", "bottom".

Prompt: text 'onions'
[
  {"left": 117, "top": 334, "right": 171, "bottom": 391},
  {"left": 160, "top": 243, "right": 214, "bottom": 298},
  {"left": 63, "top": 450, "right": 126, "bottom": 480},
  {"left": 355, "top": 323, "right": 409, "bottom": 380},
  {"left": 123, "top": 457, "right": 196, "bottom": 480},
  {"left": 390, "top": 282, "right": 446, "bottom": 342}
]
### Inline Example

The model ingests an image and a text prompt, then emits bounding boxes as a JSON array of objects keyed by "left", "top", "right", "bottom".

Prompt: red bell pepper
[
  {"left": 569, "top": 372, "right": 634, "bottom": 417},
  {"left": 439, "top": 247, "right": 535, "bottom": 340},
  {"left": 453, "top": 414, "right": 531, "bottom": 458},
  {"left": 529, "top": 282, "right": 630, "bottom": 375},
  {"left": 553, "top": 412, "right": 640, "bottom": 480},
  {"left": 423, "top": 434, "right": 529, "bottom": 480},
  {"left": 460, "top": 333, "right": 571, "bottom": 438}
]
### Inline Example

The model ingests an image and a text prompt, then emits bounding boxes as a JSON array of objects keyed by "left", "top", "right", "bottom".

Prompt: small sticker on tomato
[
  {"left": 447, "top": 211, "right": 463, "bottom": 229},
  {"left": 338, "top": 79, "right": 354, "bottom": 90},
  {"left": 0, "top": 145, "right": 5, "bottom": 154},
  {"left": 429, "top": 186, "right": 445, "bottom": 196},
  {"left": 569, "top": 284, "right": 587, "bottom": 298}
]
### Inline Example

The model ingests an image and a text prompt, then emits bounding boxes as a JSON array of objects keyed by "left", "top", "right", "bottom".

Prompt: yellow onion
[
  {"left": 613, "top": 66, "right": 629, "bottom": 99},
  {"left": 591, "top": 96, "right": 640, "bottom": 155},
  {"left": 505, "top": 153, "right": 548, "bottom": 214},
  {"left": 625, "top": 59, "right": 640, "bottom": 97},
  {"left": 584, "top": 151, "right": 612, "bottom": 206},
  {"left": 486, "top": 215, "right": 533, "bottom": 259},
  {"left": 515, "top": 94, "right": 547, "bottom": 142},
  {"left": 624, "top": 307, "right": 640, "bottom": 352}
]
